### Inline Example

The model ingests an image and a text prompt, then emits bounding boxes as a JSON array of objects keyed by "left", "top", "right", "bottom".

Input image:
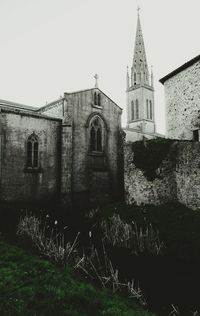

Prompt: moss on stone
[{"left": 132, "top": 138, "right": 173, "bottom": 181}]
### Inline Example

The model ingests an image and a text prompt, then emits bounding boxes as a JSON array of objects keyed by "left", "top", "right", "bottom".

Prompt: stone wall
[
  {"left": 175, "top": 142, "right": 200, "bottom": 209},
  {"left": 0, "top": 109, "right": 61, "bottom": 201},
  {"left": 164, "top": 60, "right": 200, "bottom": 140},
  {"left": 65, "top": 89, "right": 123, "bottom": 202},
  {"left": 40, "top": 88, "right": 123, "bottom": 204},
  {"left": 124, "top": 128, "right": 156, "bottom": 142},
  {"left": 124, "top": 141, "right": 200, "bottom": 210}
]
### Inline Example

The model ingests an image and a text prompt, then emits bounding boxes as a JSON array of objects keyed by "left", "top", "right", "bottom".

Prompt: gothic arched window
[
  {"left": 150, "top": 100, "right": 153, "bottom": 120},
  {"left": 89, "top": 116, "right": 104, "bottom": 152},
  {"left": 94, "top": 92, "right": 101, "bottom": 107},
  {"left": 136, "top": 99, "right": 139, "bottom": 119},
  {"left": 131, "top": 101, "right": 135, "bottom": 120},
  {"left": 146, "top": 99, "right": 149, "bottom": 119},
  {"left": 134, "top": 73, "right": 136, "bottom": 84},
  {"left": 94, "top": 92, "right": 97, "bottom": 105},
  {"left": 27, "top": 133, "right": 39, "bottom": 168},
  {"left": 98, "top": 93, "right": 101, "bottom": 107}
]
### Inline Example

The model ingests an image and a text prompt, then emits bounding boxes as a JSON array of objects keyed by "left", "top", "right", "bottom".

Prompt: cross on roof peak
[{"left": 94, "top": 73, "right": 99, "bottom": 88}]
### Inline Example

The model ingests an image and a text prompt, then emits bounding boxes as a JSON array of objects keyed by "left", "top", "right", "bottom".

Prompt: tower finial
[
  {"left": 126, "top": 66, "right": 130, "bottom": 90},
  {"left": 137, "top": 5, "right": 141, "bottom": 15},
  {"left": 94, "top": 73, "right": 99, "bottom": 88}
]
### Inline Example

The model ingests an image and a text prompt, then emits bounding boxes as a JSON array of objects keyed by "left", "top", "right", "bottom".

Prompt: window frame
[
  {"left": 131, "top": 101, "right": 135, "bottom": 120},
  {"left": 93, "top": 91, "right": 102, "bottom": 108},
  {"left": 26, "top": 133, "right": 39, "bottom": 169},
  {"left": 89, "top": 115, "right": 105, "bottom": 154},
  {"left": 149, "top": 100, "right": 153, "bottom": 120},
  {"left": 94, "top": 92, "right": 97, "bottom": 106},
  {"left": 136, "top": 99, "right": 139, "bottom": 119},
  {"left": 193, "top": 129, "right": 199, "bottom": 142},
  {"left": 146, "top": 99, "right": 149, "bottom": 119}
]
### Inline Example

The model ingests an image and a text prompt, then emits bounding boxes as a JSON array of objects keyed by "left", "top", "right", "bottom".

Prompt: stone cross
[{"left": 94, "top": 73, "right": 99, "bottom": 88}]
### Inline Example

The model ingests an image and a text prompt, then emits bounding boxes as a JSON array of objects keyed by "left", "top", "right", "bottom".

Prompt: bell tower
[{"left": 126, "top": 7, "right": 155, "bottom": 135}]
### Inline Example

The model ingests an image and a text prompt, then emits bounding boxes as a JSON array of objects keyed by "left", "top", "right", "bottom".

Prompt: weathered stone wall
[
  {"left": 0, "top": 109, "right": 61, "bottom": 201},
  {"left": 124, "top": 143, "right": 177, "bottom": 206},
  {"left": 30, "top": 88, "right": 123, "bottom": 204},
  {"left": 124, "top": 141, "right": 200, "bottom": 210},
  {"left": 60, "top": 124, "right": 73, "bottom": 204},
  {"left": 124, "top": 128, "right": 156, "bottom": 142},
  {"left": 175, "top": 142, "right": 200, "bottom": 209},
  {"left": 164, "top": 60, "right": 200, "bottom": 139},
  {"left": 65, "top": 89, "right": 123, "bottom": 202}
]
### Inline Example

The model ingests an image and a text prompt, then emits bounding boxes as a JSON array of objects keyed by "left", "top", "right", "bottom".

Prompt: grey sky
[{"left": 0, "top": 0, "right": 199, "bottom": 134}]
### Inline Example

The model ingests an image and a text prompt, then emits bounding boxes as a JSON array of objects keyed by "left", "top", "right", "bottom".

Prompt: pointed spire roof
[{"left": 131, "top": 9, "right": 149, "bottom": 86}]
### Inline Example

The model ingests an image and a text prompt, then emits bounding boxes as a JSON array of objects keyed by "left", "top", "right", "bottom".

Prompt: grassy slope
[{"left": 0, "top": 239, "right": 154, "bottom": 316}]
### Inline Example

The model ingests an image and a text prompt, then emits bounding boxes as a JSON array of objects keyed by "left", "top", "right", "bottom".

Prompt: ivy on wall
[{"left": 132, "top": 138, "right": 173, "bottom": 181}]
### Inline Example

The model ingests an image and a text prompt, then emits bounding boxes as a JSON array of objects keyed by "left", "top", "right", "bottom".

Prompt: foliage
[
  {"left": 75, "top": 243, "right": 147, "bottom": 307},
  {"left": 17, "top": 214, "right": 80, "bottom": 265},
  {"left": 132, "top": 138, "right": 174, "bottom": 181},
  {"left": 0, "top": 239, "right": 154, "bottom": 316},
  {"left": 101, "top": 214, "right": 164, "bottom": 255},
  {"left": 101, "top": 202, "right": 200, "bottom": 263},
  {"left": 17, "top": 214, "right": 148, "bottom": 308}
]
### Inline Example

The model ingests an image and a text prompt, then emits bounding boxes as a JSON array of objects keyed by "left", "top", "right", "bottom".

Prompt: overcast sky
[{"left": 0, "top": 0, "right": 199, "bottom": 134}]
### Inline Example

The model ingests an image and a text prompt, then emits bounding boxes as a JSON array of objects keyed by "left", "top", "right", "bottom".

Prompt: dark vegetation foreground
[
  {"left": 1, "top": 201, "right": 200, "bottom": 315},
  {"left": 0, "top": 239, "right": 153, "bottom": 316}
]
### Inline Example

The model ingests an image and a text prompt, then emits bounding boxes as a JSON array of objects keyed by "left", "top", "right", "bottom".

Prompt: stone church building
[
  {"left": 0, "top": 87, "right": 123, "bottom": 204},
  {"left": 0, "top": 9, "right": 166, "bottom": 206}
]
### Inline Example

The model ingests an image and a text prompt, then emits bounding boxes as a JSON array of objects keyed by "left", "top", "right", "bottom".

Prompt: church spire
[
  {"left": 126, "top": 7, "right": 155, "bottom": 137},
  {"left": 131, "top": 8, "right": 149, "bottom": 86}
]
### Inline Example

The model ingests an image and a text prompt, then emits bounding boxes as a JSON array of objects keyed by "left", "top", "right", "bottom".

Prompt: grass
[
  {"left": 101, "top": 202, "right": 200, "bottom": 263},
  {"left": 0, "top": 239, "right": 154, "bottom": 316}
]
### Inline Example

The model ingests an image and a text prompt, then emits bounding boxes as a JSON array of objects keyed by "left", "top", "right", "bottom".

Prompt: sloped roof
[
  {"left": 0, "top": 99, "right": 37, "bottom": 111},
  {"left": 0, "top": 87, "right": 123, "bottom": 115},
  {"left": 159, "top": 55, "right": 200, "bottom": 84},
  {"left": 65, "top": 88, "right": 123, "bottom": 111}
]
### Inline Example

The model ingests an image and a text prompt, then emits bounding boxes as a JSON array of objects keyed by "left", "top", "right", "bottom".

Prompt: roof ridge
[
  {"left": 0, "top": 99, "right": 37, "bottom": 111},
  {"left": 160, "top": 54, "right": 200, "bottom": 84}
]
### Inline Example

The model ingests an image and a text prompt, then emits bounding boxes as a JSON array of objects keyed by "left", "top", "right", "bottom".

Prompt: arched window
[
  {"left": 146, "top": 99, "right": 149, "bottom": 119},
  {"left": 131, "top": 101, "right": 134, "bottom": 120},
  {"left": 94, "top": 92, "right": 101, "bottom": 107},
  {"left": 134, "top": 73, "right": 136, "bottom": 84},
  {"left": 98, "top": 93, "right": 101, "bottom": 106},
  {"left": 89, "top": 116, "right": 104, "bottom": 152},
  {"left": 94, "top": 92, "right": 97, "bottom": 105},
  {"left": 136, "top": 99, "right": 139, "bottom": 119},
  {"left": 27, "top": 133, "right": 39, "bottom": 168},
  {"left": 150, "top": 100, "right": 153, "bottom": 120}
]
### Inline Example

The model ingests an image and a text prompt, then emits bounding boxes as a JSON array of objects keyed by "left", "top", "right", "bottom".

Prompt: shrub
[
  {"left": 17, "top": 214, "right": 148, "bottom": 308},
  {"left": 17, "top": 214, "right": 80, "bottom": 265}
]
